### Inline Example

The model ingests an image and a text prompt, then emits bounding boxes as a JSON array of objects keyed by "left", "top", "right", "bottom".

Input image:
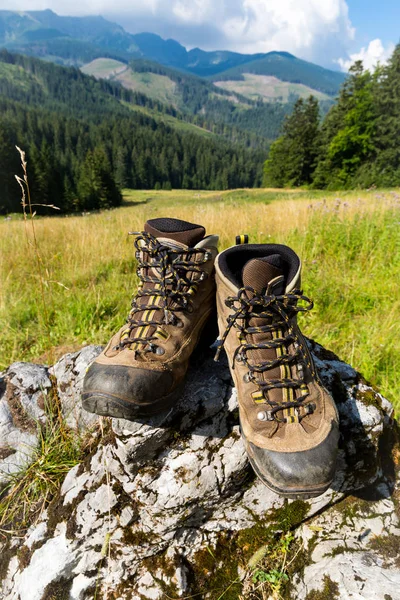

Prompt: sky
[{"left": 0, "top": 0, "right": 398, "bottom": 71}]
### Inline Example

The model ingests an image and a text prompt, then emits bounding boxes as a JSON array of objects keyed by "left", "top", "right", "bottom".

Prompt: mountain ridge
[{"left": 0, "top": 9, "right": 346, "bottom": 96}]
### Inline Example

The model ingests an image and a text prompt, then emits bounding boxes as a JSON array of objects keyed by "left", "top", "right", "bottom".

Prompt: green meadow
[{"left": 1, "top": 187, "right": 399, "bottom": 412}]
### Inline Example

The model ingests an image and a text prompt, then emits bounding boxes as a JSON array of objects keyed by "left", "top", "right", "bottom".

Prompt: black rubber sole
[
  {"left": 240, "top": 418, "right": 334, "bottom": 499},
  {"left": 81, "top": 307, "right": 216, "bottom": 421},
  {"left": 81, "top": 383, "right": 184, "bottom": 420},
  {"left": 247, "top": 451, "right": 332, "bottom": 499}
]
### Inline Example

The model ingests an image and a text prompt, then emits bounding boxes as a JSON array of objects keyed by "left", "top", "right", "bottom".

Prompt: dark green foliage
[
  {"left": 370, "top": 45, "right": 400, "bottom": 186},
  {"left": 0, "top": 50, "right": 266, "bottom": 213},
  {"left": 77, "top": 148, "right": 122, "bottom": 210},
  {"left": 0, "top": 118, "right": 21, "bottom": 213},
  {"left": 128, "top": 58, "right": 292, "bottom": 143},
  {"left": 312, "top": 62, "right": 377, "bottom": 189},
  {"left": 265, "top": 44, "right": 400, "bottom": 189},
  {"left": 263, "top": 96, "right": 320, "bottom": 187}
]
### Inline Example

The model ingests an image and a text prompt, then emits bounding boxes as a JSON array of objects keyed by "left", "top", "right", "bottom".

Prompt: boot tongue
[
  {"left": 145, "top": 217, "right": 205, "bottom": 248},
  {"left": 242, "top": 255, "right": 286, "bottom": 295},
  {"left": 241, "top": 254, "right": 288, "bottom": 412}
]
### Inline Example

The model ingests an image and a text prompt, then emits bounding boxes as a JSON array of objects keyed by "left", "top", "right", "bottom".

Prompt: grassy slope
[
  {"left": 214, "top": 74, "right": 331, "bottom": 103},
  {"left": 1, "top": 188, "right": 399, "bottom": 413},
  {"left": 82, "top": 58, "right": 330, "bottom": 107},
  {"left": 82, "top": 58, "right": 179, "bottom": 106},
  {"left": 0, "top": 60, "right": 35, "bottom": 88},
  {"left": 211, "top": 54, "right": 345, "bottom": 96},
  {"left": 80, "top": 57, "right": 127, "bottom": 78},
  {"left": 0, "top": 58, "right": 215, "bottom": 139}
]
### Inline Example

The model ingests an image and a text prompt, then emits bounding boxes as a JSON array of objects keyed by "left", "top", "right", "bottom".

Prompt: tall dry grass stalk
[{"left": 14, "top": 146, "right": 60, "bottom": 366}]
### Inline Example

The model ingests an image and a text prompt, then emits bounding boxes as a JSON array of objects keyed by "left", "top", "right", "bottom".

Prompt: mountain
[
  {"left": 0, "top": 49, "right": 267, "bottom": 214},
  {"left": 211, "top": 52, "right": 346, "bottom": 97},
  {"left": 81, "top": 57, "right": 294, "bottom": 142},
  {"left": 0, "top": 10, "right": 346, "bottom": 97}
]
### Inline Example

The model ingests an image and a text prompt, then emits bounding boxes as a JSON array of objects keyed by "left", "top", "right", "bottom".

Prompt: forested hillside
[
  {"left": 113, "top": 59, "right": 293, "bottom": 141},
  {"left": 264, "top": 44, "right": 400, "bottom": 189},
  {"left": 210, "top": 52, "right": 345, "bottom": 96},
  {"left": 0, "top": 51, "right": 266, "bottom": 214}
]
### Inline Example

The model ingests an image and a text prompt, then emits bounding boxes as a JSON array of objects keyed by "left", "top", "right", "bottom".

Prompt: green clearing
[
  {"left": 80, "top": 57, "right": 127, "bottom": 78},
  {"left": 214, "top": 73, "right": 331, "bottom": 103},
  {"left": 81, "top": 58, "right": 179, "bottom": 106}
]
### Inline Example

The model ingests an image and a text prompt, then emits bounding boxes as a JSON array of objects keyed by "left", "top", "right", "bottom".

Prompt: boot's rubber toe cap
[
  {"left": 81, "top": 361, "right": 177, "bottom": 419},
  {"left": 246, "top": 424, "right": 340, "bottom": 499}
]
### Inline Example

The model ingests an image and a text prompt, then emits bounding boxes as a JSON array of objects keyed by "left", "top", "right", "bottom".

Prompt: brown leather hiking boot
[
  {"left": 82, "top": 218, "right": 218, "bottom": 419},
  {"left": 215, "top": 243, "right": 339, "bottom": 498}
]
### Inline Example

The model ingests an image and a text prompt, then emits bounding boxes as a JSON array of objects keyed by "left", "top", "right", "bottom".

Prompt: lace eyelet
[
  {"left": 176, "top": 320, "right": 184, "bottom": 328},
  {"left": 257, "top": 410, "right": 273, "bottom": 422},
  {"left": 243, "top": 372, "right": 251, "bottom": 383},
  {"left": 155, "top": 346, "right": 165, "bottom": 356}
]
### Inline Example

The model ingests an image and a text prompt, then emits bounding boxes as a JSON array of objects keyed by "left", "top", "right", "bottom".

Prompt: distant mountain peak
[{"left": 0, "top": 9, "right": 345, "bottom": 95}]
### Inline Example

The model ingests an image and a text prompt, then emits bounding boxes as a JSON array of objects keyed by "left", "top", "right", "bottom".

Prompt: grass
[
  {"left": 82, "top": 59, "right": 179, "bottom": 107},
  {"left": 1, "top": 186, "right": 399, "bottom": 414},
  {"left": 0, "top": 390, "right": 83, "bottom": 536},
  {"left": 81, "top": 58, "right": 127, "bottom": 78},
  {"left": 214, "top": 73, "right": 330, "bottom": 103}
]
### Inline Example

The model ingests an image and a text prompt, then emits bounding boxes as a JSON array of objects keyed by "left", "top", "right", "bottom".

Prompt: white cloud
[
  {"left": 337, "top": 38, "right": 395, "bottom": 72},
  {"left": 1, "top": 0, "right": 357, "bottom": 66}
]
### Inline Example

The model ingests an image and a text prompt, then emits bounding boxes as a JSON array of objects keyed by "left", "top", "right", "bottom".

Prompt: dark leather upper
[{"left": 83, "top": 362, "right": 174, "bottom": 405}]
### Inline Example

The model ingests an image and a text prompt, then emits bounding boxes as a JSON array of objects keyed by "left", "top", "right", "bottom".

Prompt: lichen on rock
[{"left": 0, "top": 339, "right": 399, "bottom": 599}]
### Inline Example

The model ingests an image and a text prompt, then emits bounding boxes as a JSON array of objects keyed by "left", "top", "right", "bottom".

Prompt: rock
[
  {"left": 0, "top": 363, "right": 51, "bottom": 487},
  {"left": 0, "top": 340, "right": 399, "bottom": 599},
  {"left": 50, "top": 345, "right": 103, "bottom": 431},
  {"left": 293, "top": 494, "right": 400, "bottom": 599},
  {"left": 0, "top": 348, "right": 101, "bottom": 489}
]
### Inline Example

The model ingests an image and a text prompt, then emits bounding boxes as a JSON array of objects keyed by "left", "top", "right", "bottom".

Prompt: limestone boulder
[{"left": 0, "top": 340, "right": 398, "bottom": 600}]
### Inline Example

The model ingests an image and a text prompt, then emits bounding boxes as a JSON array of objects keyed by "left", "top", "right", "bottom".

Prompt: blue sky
[
  {"left": 350, "top": 0, "right": 399, "bottom": 48},
  {"left": 2, "top": 0, "right": 398, "bottom": 71}
]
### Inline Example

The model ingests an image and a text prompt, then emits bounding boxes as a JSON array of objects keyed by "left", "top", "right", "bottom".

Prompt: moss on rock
[
  {"left": 271, "top": 499, "right": 311, "bottom": 531},
  {"left": 41, "top": 578, "right": 72, "bottom": 600},
  {"left": 369, "top": 533, "right": 400, "bottom": 568},
  {"left": 190, "top": 531, "right": 242, "bottom": 600},
  {"left": 304, "top": 575, "right": 339, "bottom": 600},
  {"left": 0, "top": 539, "right": 13, "bottom": 583}
]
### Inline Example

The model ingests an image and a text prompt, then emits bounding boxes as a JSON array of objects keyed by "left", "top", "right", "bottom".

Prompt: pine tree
[
  {"left": 77, "top": 148, "right": 122, "bottom": 210},
  {"left": 313, "top": 62, "right": 377, "bottom": 188},
  {"left": 263, "top": 97, "right": 320, "bottom": 188},
  {"left": 371, "top": 45, "right": 400, "bottom": 185},
  {"left": 0, "top": 120, "right": 20, "bottom": 212}
]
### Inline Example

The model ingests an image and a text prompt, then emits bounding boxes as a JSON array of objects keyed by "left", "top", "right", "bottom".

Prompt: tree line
[
  {"left": 263, "top": 44, "right": 400, "bottom": 189},
  {"left": 0, "top": 51, "right": 266, "bottom": 214}
]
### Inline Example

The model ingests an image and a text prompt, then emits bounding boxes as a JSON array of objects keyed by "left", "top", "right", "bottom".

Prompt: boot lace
[
  {"left": 116, "top": 231, "right": 210, "bottom": 355},
  {"left": 214, "top": 286, "right": 318, "bottom": 422}
]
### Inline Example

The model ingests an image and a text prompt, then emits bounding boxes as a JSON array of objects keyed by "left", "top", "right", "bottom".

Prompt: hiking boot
[
  {"left": 215, "top": 242, "right": 339, "bottom": 498},
  {"left": 82, "top": 218, "right": 218, "bottom": 420}
]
